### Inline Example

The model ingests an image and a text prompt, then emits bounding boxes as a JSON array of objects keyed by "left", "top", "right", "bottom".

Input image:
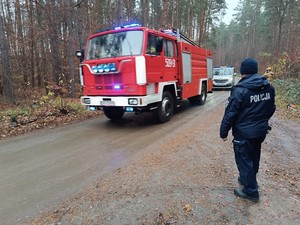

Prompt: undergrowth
[
  {"left": 0, "top": 93, "right": 100, "bottom": 138},
  {"left": 0, "top": 95, "right": 87, "bottom": 121},
  {"left": 272, "top": 77, "right": 300, "bottom": 122}
]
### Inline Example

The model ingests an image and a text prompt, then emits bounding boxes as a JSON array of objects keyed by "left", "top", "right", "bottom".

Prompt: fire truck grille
[{"left": 94, "top": 74, "right": 122, "bottom": 85}]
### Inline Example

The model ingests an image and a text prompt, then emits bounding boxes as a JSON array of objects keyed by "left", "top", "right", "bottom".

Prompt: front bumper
[
  {"left": 213, "top": 83, "right": 233, "bottom": 89},
  {"left": 81, "top": 94, "right": 161, "bottom": 107},
  {"left": 213, "top": 80, "right": 234, "bottom": 89}
]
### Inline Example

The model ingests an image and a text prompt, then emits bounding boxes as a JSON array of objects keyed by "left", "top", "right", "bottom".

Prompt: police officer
[{"left": 220, "top": 58, "right": 276, "bottom": 202}]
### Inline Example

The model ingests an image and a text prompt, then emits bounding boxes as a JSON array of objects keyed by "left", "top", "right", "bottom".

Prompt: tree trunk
[
  {"left": 117, "top": 0, "right": 124, "bottom": 25},
  {"left": 67, "top": 0, "right": 76, "bottom": 97},
  {"left": 141, "top": 0, "right": 149, "bottom": 27},
  {"left": 0, "top": 15, "right": 15, "bottom": 103},
  {"left": 186, "top": 0, "right": 191, "bottom": 36},
  {"left": 47, "top": 0, "right": 62, "bottom": 87},
  {"left": 15, "top": 0, "right": 28, "bottom": 87},
  {"left": 162, "top": 0, "right": 168, "bottom": 29},
  {"left": 171, "top": 0, "right": 174, "bottom": 27},
  {"left": 27, "top": 0, "right": 36, "bottom": 88},
  {"left": 177, "top": 0, "right": 182, "bottom": 29}
]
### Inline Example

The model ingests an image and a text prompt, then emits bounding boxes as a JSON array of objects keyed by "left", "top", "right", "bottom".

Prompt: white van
[{"left": 213, "top": 66, "right": 236, "bottom": 89}]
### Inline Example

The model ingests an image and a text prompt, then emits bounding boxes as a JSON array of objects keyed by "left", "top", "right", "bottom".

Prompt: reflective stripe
[{"left": 135, "top": 56, "right": 146, "bottom": 85}]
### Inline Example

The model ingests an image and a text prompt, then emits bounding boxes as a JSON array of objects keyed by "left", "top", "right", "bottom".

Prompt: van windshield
[
  {"left": 86, "top": 30, "right": 144, "bottom": 60},
  {"left": 213, "top": 68, "right": 234, "bottom": 76}
]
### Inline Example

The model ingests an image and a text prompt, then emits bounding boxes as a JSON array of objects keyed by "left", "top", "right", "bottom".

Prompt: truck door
[
  {"left": 145, "top": 33, "right": 163, "bottom": 84},
  {"left": 163, "top": 39, "right": 178, "bottom": 81}
]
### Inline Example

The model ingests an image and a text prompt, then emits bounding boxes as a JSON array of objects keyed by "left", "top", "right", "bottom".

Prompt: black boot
[{"left": 234, "top": 188, "right": 259, "bottom": 202}]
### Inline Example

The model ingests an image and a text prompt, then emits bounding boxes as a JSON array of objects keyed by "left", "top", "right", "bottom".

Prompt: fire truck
[{"left": 76, "top": 24, "right": 213, "bottom": 123}]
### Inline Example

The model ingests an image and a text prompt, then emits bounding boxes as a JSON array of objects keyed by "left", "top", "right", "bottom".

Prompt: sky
[{"left": 222, "top": 0, "right": 239, "bottom": 24}]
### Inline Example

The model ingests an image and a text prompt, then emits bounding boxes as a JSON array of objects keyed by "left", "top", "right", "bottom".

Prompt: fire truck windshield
[{"left": 86, "top": 30, "right": 143, "bottom": 60}]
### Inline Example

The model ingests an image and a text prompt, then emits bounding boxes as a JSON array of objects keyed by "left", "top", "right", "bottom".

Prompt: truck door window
[
  {"left": 163, "top": 39, "right": 174, "bottom": 58},
  {"left": 146, "top": 34, "right": 160, "bottom": 55}
]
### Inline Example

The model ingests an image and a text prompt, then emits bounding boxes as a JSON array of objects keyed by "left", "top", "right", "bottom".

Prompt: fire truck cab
[{"left": 77, "top": 24, "right": 213, "bottom": 123}]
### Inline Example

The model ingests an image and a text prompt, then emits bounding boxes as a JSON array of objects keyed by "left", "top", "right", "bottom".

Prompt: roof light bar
[{"left": 114, "top": 23, "right": 141, "bottom": 30}]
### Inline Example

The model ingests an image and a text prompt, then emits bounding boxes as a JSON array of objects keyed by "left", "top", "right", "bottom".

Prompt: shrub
[
  {"left": 273, "top": 77, "right": 300, "bottom": 108},
  {"left": 272, "top": 77, "right": 300, "bottom": 122},
  {"left": 0, "top": 107, "right": 30, "bottom": 120}
]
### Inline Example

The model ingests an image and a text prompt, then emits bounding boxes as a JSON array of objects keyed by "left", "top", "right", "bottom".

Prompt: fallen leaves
[
  {"left": 183, "top": 204, "right": 192, "bottom": 212},
  {"left": 0, "top": 99, "right": 102, "bottom": 140}
]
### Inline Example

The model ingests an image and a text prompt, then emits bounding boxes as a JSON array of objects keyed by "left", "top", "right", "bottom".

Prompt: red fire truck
[{"left": 76, "top": 24, "right": 213, "bottom": 123}]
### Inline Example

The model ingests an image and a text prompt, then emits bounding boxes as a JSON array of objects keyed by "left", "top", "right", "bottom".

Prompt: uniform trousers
[{"left": 232, "top": 136, "right": 266, "bottom": 197}]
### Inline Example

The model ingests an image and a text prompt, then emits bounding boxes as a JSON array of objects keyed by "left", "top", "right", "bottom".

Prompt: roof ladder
[{"left": 162, "top": 27, "right": 198, "bottom": 46}]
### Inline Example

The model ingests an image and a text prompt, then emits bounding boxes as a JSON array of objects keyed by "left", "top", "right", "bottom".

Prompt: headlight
[
  {"left": 128, "top": 98, "right": 138, "bottom": 105},
  {"left": 83, "top": 98, "right": 91, "bottom": 104}
]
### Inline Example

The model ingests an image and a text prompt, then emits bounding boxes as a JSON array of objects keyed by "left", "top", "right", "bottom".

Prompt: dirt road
[{"left": 1, "top": 91, "right": 299, "bottom": 225}]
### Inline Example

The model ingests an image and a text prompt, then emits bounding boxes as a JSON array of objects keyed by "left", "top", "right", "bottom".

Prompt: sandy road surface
[
  {"left": 1, "top": 91, "right": 226, "bottom": 225},
  {"left": 1, "top": 90, "right": 299, "bottom": 225}
]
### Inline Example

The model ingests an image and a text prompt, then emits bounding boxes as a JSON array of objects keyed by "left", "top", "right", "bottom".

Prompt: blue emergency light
[
  {"left": 98, "top": 64, "right": 104, "bottom": 72},
  {"left": 95, "top": 23, "right": 141, "bottom": 34},
  {"left": 114, "top": 23, "right": 141, "bottom": 30},
  {"left": 109, "top": 63, "right": 116, "bottom": 72},
  {"left": 103, "top": 64, "right": 109, "bottom": 72},
  {"left": 91, "top": 63, "right": 117, "bottom": 73},
  {"left": 114, "top": 84, "right": 121, "bottom": 90},
  {"left": 92, "top": 66, "right": 98, "bottom": 73}
]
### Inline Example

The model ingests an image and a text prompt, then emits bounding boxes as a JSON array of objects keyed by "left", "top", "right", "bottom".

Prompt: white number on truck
[{"left": 165, "top": 58, "right": 176, "bottom": 68}]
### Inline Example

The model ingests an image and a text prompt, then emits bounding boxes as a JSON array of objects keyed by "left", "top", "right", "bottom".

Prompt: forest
[{"left": 0, "top": 0, "right": 299, "bottom": 106}]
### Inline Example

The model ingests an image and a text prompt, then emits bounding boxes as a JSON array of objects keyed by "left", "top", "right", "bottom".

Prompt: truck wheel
[
  {"left": 188, "top": 83, "right": 207, "bottom": 106},
  {"left": 103, "top": 107, "right": 124, "bottom": 121},
  {"left": 199, "top": 83, "right": 207, "bottom": 105},
  {"left": 156, "top": 91, "right": 174, "bottom": 123}
]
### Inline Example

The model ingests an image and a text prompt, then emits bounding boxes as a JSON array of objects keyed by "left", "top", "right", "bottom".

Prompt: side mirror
[
  {"left": 156, "top": 37, "right": 163, "bottom": 53},
  {"left": 76, "top": 50, "right": 84, "bottom": 62}
]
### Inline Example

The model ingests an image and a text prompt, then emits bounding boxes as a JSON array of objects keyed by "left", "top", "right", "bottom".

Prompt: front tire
[
  {"left": 155, "top": 91, "right": 174, "bottom": 123},
  {"left": 103, "top": 106, "right": 124, "bottom": 121}
]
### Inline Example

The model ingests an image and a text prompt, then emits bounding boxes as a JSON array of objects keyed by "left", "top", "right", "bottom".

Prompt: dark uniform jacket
[{"left": 220, "top": 74, "right": 276, "bottom": 139}]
